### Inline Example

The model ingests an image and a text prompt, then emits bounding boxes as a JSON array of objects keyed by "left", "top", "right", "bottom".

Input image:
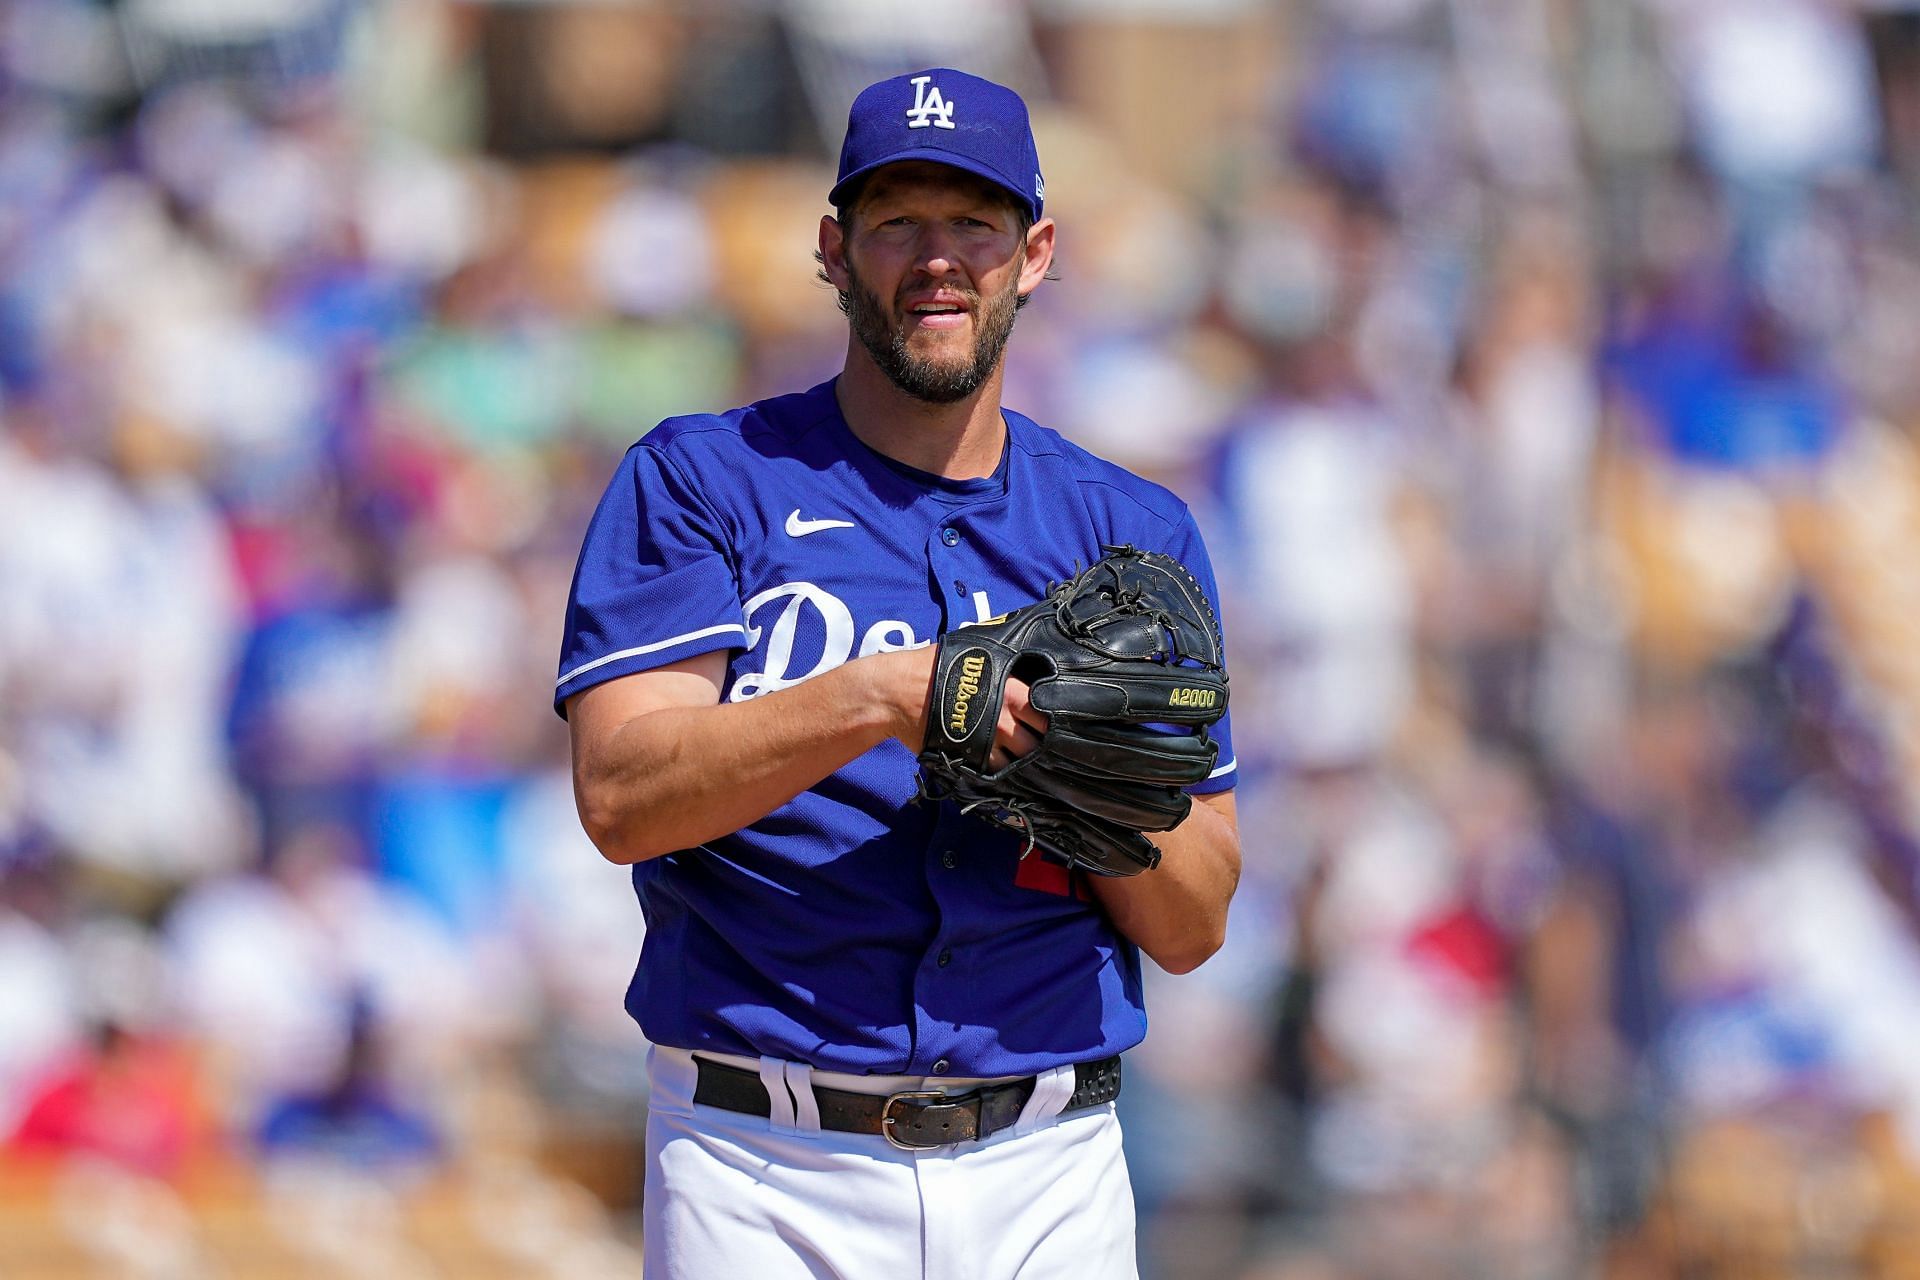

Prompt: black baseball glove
[{"left": 918, "top": 545, "right": 1229, "bottom": 876}]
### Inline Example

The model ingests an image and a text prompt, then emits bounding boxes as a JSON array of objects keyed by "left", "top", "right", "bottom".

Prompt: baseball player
[{"left": 557, "top": 68, "right": 1239, "bottom": 1279}]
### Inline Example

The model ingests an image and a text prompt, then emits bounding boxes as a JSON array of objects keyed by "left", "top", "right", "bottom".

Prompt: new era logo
[{"left": 906, "top": 75, "right": 956, "bottom": 130}]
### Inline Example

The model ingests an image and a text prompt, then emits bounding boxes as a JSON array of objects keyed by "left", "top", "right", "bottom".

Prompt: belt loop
[
  {"left": 758, "top": 1056, "right": 799, "bottom": 1133},
  {"left": 1014, "top": 1063, "right": 1077, "bottom": 1136},
  {"left": 782, "top": 1059, "right": 821, "bottom": 1135},
  {"left": 650, "top": 1045, "right": 702, "bottom": 1119}
]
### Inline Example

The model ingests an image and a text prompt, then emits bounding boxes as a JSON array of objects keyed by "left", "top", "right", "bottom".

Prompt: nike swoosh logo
[{"left": 786, "top": 510, "right": 855, "bottom": 537}]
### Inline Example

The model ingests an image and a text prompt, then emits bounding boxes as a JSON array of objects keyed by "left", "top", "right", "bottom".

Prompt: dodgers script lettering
[{"left": 729, "top": 582, "right": 998, "bottom": 701}]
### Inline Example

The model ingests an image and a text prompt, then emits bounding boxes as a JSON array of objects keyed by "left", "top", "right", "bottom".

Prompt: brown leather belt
[{"left": 690, "top": 1055, "right": 1123, "bottom": 1150}]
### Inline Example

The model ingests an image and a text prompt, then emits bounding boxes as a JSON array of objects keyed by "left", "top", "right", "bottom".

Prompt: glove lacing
[{"left": 916, "top": 764, "right": 1045, "bottom": 861}]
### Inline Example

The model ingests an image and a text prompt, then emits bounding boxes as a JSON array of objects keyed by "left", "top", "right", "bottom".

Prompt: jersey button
[
  {"left": 941, "top": 527, "right": 960, "bottom": 547},
  {"left": 937, "top": 948, "right": 952, "bottom": 967},
  {"left": 941, "top": 850, "right": 956, "bottom": 870},
  {"left": 932, "top": 1059, "right": 950, "bottom": 1075},
  {"left": 953, "top": 579, "right": 967, "bottom": 598}
]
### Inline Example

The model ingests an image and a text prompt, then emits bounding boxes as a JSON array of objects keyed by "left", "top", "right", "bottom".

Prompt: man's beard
[{"left": 843, "top": 264, "right": 1020, "bottom": 404}]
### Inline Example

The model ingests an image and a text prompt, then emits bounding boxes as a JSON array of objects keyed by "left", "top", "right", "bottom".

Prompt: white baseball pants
[{"left": 642, "top": 1045, "right": 1139, "bottom": 1280}]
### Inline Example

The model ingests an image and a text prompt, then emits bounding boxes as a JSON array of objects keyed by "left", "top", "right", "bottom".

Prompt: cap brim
[{"left": 828, "top": 149, "right": 1039, "bottom": 222}]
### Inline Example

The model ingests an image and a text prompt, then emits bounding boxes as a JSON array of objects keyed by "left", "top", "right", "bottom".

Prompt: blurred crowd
[{"left": 7, "top": 0, "right": 1920, "bottom": 1276}]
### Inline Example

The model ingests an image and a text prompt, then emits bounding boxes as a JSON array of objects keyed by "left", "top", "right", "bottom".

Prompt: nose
[{"left": 912, "top": 225, "right": 960, "bottom": 279}]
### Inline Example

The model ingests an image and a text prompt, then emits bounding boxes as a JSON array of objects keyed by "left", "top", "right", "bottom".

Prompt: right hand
[
  {"left": 988, "top": 678, "right": 1047, "bottom": 771},
  {"left": 877, "top": 649, "right": 1045, "bottom": 766}
]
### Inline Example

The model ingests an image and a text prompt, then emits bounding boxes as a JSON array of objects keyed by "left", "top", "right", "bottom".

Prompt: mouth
[{"left": 902, "top": 296, "right": 972, "bottom": 331}]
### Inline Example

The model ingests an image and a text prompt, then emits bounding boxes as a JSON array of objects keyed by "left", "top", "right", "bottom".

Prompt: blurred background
[{"left": 9, "top": 0, "right": 1920, "bottom": 1276}]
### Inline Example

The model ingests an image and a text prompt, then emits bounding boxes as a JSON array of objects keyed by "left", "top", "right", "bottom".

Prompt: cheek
[
  {"left": 971, "top": 242, "right": 1026, "bottom": 286},
  {"left": 977, "top": 259, "right": 1024, "bottom": 302},
  {"left": 847, "top": 238, "right": 913, "bottom": 279}
]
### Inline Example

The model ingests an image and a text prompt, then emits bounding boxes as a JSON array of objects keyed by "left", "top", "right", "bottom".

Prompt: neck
[{"left": 834, "top": 344, "right": 1008, "bottom": 479}]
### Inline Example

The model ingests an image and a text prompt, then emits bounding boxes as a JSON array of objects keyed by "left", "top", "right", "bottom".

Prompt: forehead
[{"left": 848, "top": 161, "right": 1017, "bottom": 214}]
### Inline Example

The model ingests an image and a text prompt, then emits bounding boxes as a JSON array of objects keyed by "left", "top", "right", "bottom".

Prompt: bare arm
[
  {"left": 570, "top": 641, "right": 1235, "bottom": 970},
  {"left": 1087, "top": 790, "right": 1240, "bottom": 975},
  {"left": 569, "top": 648, "right": 926, "bottom": 863},
  {"left": 567, "top": 648, "right": 1043, "bottom": 864}
]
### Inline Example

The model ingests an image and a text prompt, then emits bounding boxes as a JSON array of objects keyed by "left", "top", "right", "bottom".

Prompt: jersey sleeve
[
  {"left": 1160, "top": 507, "right": 1237, "bottom": 794},
  {"left": 554, "top": 442, "right": 745, "bottom": 717}
]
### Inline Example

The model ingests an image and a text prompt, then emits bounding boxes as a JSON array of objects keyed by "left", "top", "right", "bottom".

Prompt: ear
[
  {"left": 819, "top": 214, "right": 851, "bottom": 292},
  {"left": 1017, "top": 217, "right": 1055, "bottom": 299}
]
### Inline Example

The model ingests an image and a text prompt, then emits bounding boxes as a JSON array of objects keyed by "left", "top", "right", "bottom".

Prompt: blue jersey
[{"left": 555, "top": 379, "right": 1235, "bottom": 1077}]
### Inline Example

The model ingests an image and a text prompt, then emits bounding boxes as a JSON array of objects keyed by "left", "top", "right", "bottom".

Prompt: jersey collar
[{"left": 814, "top": 379, "right": 1015, "bottom": 509}]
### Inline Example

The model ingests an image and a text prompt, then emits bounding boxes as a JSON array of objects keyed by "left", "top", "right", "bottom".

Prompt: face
[{"left": 826, "top": 162, "right": 1050, "bottom": 404}]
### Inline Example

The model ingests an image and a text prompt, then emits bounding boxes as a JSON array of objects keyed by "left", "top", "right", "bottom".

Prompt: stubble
[{"left": 842, "top": 262, "right": 1021, "bottom": 405}]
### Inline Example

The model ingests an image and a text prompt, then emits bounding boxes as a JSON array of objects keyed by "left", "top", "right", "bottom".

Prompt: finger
[
  {"left": 1006, "top": 721, "right": 1043, "bottom": 756},
  {"left": 996, "top": 707, "right": 1043, "bottom": 758},
  {"left": 1006, "top": 677, "right": 1050, "bottom": 734}
]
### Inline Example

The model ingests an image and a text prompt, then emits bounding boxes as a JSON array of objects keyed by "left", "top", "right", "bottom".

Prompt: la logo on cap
[{"left": 906, "top": 75, "right": 956, "bottom": 130}]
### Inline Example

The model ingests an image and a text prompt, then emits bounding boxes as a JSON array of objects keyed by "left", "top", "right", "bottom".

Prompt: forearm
[
  {"left": 573, "top": 649, "right": 934, "bottom": 863},
  {"left": 1088, "top": 792, "right": 1240, "bottom": 974}
]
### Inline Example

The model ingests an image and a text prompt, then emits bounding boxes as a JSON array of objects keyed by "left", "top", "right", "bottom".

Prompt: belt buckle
[{"left": 880, "top": 1089, "right": 970, "bottom": 1150}]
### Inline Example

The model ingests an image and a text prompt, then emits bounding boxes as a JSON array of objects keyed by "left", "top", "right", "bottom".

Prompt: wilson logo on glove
[{"left": 947, "top": 650, "right": 990, "bottom": 739}]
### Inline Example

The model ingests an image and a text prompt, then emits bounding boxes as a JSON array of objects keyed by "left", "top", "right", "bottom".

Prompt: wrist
[{"left": 867, "top": 647, "right": 936, "bottom": 747}]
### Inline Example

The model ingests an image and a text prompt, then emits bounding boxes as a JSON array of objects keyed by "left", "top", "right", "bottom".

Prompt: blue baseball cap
[{"left": 829, "top": 68, "right": 1045, "bottom": 223}]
